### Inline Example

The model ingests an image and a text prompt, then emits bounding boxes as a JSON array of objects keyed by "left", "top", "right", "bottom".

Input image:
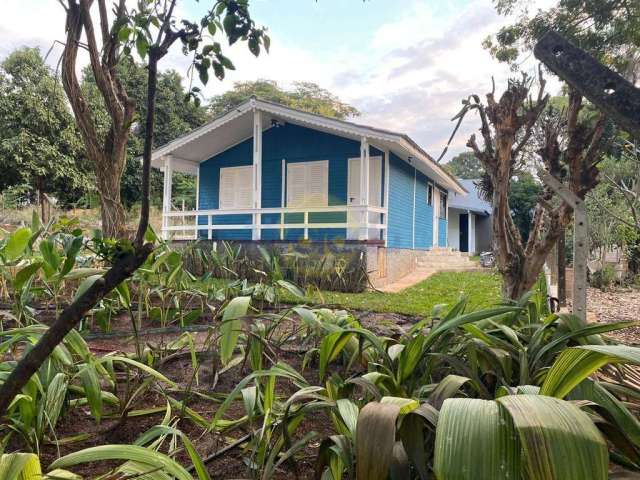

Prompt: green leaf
[
  {"left": 59, "top": 235, "right": 84, "bottom": 277},
  {"left": 428, "top": 375, "right": 471, "bottom": 410},
  {"left": 14, "top": 262, "right": 42, "bottom": 291},
  {"left": 219, "top": 296, "right": 250, "bottom": 365},
  {"left": 2, "top": 227, "right": 31, "bottom": 261},
  {"left": 498, "top": 394, "right": 608, "bottom": 480},
  {"left": 118, "top": 26, "right": 132, "bottom": 42},
  {"left": 319, "top": 330, "right": 353, "bottom": 380},
  {"left": 0, "top": 452, "right": 42, "bottom": 479},
  {"left": 336, "top": 398, "right": 359, "bottom": 438},
  {"left": 434, "top": 398, "right": 521, "bottom": 480},
  {"left": 135, "top": 35, "right": 149, "bottom": 59},
  {"left": 540, "top": 345, "right": 640, "bottom": 398},
  {"left": 79, "top": 363, "right": 103, "bottom": 423},
  {"left": 39, "top": 239, "right": 60, "bottom": 276},
  {"left": 356, "top": 402, "right": 401, "bottom": 480},
  {"left": 49, "top": 445, "right": 193, "bottom": 480},
  {"left": 73, "top": 274, "right": 102, "bottom": 301}
]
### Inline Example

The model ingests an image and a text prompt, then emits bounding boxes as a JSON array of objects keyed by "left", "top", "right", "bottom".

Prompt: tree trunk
[
  {"left": 0, "top": 243, "right": 153, "bottom": 415},
  {"left": 135, "top": 51, "right": 158, "bottom": 247},
  {"left": 96, "top": 158, "right": 127, "bottom": 238}
]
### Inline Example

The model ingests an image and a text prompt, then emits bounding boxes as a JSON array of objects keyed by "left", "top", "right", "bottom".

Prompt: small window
[
  {"left": 439, "top": 190, "right": 447, "bottom": 219},
  {"left": 427, "top": 184, "right": 433, "bottom": 206},
  {"left": 219, "top": 166, "right": 253, "bottom": 210}
]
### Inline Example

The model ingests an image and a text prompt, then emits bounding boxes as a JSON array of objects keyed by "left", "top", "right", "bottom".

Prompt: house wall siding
[
  {"left": 414, "top": 170, "right": 434, "bottom": 249},
  {"left": 438, "top": 218, "right": 448, "bottom": 247},
  {"left": 198, "top": 122, "right": 383, "bottom": 241},
  {"left": 387, "top": 153, "right": 415, "bottom": 249}
]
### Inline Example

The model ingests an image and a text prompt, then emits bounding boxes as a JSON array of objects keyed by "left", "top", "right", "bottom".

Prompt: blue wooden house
[{"left": 151, "top": 98, "right": 465, "bottom": 251}]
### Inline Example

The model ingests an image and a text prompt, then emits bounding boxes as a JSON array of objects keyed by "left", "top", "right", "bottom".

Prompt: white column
[
  {"left": 162, "top": 155, "right": 173, "bottom": 240},
  {"left": 383, "top": 149, "right": 390, "bottom": 245},
  {"left": 432, "top": 188, "right": 439, "bottom": 247},
  {"left": 412, "top": 168, "right": 416, "bottom": 249},
  {"left": 252, "top": 110, "right": 263, "bottom": 240},
  {"left": 359, "top": 138, "right": 370, "bottom": 240}
]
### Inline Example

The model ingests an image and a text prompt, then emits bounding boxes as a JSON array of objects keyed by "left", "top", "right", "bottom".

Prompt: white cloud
[{"left": 0, "top": 0, "right": 561, "bottom": 162}]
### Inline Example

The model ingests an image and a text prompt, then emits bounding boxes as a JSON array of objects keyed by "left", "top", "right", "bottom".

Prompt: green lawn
[{"left": 302, "top": 270, "right": 503, "bottom": 317}]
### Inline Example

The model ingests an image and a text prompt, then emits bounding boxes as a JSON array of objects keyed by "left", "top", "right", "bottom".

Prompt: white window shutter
[
  {"left": 287, "top": 163, "right": 307, "bottom": 208},
  {"left": 219, "top": 166, "right": 253, "bottom": 210},
  {"left": 348, "top": 158, "right": 361, "bottom": 205},
  {"left": 287, "top": 161, "right": 328, "bottom": 208},
  {"left": 369, "top": 156, "right": 382, "bottom": 207},
  {"left": 306, "top": 161, "right": 328, "bottom": 206},
  {"left": 219, "top": 168, "right": 235, "bottom": 210}
]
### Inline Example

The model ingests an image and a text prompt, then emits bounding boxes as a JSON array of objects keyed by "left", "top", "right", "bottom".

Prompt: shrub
[{"left": 590, "top": 265, "right": 616, "bottom": 290}]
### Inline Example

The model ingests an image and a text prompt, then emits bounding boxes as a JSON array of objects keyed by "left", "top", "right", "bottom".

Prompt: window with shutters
[
  {"left": 219, "top": 166, "right": 253, "bottom": 210},
  {"left": 286, "top": 160, "right": 329, "bottom": 208}
]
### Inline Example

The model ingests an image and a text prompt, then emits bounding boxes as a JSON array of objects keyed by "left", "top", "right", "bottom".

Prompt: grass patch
[{"left": 301, "top": 270, "right": 503, "bottom": 316}]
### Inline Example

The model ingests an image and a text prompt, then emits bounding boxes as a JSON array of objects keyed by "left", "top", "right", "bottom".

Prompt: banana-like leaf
[
  {"left": 78, "top": 363, "right": 102, "bottom": 423},
  {"left": 319, "top": 331, "right": 353, "bottom": 380},
  {"left": 219, "top": 296, "right": 251, "bottom": 365},
  {"left": 530, "top": 321, "right": 638, "bottom": 368},
  {"left": 570, "top": 378, "right": 640, "bottom": 446},
  {"left": 425, "top": 306, "right": 522, "bottom": 350},
  {"left": 541, "top": 345, "right": 640, "bottom": 398},
  {"left": 428, "top": 374, "right": 471, "bottom": 410},
  {"left": 2, "top": 227, "right": 32, "bottom": 262},
  {"left": 337, "top": 398, "right": 359, "bottom": 438},
  {"left": 356, "top": 402, "right": 400, "bottom": 480},
  {"left": 49, "top": 444, "right": 194, "bottom": 480},
  {"left": 434, "top": 398, "right": 521, "bottom": 480},
  {"left": 135, "top": 425, "right": 211, "bottom": 480},
  {"left": 498, "top": 394, "right": 608, "bottom": 480},
  {"left": 0, "top": 453, "right": 42, "bottom": 480}
]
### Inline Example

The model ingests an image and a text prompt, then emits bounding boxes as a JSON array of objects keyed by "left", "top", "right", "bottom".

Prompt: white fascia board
[
  {"left": 150, "top": 102, "right": 253, "bottom": 162},
  {"left": 254, "top": 100, "right": 396, "bottom": 144}
]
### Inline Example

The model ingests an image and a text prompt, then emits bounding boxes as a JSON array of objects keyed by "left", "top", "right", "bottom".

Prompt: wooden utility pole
[
  {"left": 535, "top": 31, "right": 640, "bottom": 320},
  {"left": 557, "top": 228, "right": 566, "bottom": 306},
  {"left": 540, "top": 172, "right": 588, "bottom": 321}
]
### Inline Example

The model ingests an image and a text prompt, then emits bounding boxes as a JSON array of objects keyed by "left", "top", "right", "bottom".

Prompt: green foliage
[
  {"left": 208, "top": 79, "right": 360, "bottom": 119},
  {"left": 81, "top": 58, "right": 209, "bottom": 208},
  {"left": 485, "top": 0, "right": 640, "bottom": 76},
  {"left": 1, "top": 220, "right": 639, "bottom": 478},
  {"left": 444, "top": 152, "right": 483, "bottom": 179},
  {"left": 590, "top": 265, "right": 617, "bottom": 291},
  {"left": 0, "top": 48, "right": 89, "bottom": 207},
  {"left": 509, "top": 172, "right": 542, "bottom": 241}
]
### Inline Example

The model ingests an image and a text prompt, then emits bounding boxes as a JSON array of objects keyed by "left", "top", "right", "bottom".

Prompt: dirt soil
[
  {"left": 584, "top": 286, "right": 640, "bottom": 344},
  {"left": 24, "top": 308, "right": 408, "bottom": 479}
]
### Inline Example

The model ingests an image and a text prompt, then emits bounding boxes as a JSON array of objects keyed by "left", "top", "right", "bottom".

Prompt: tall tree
[
  {"left": 0, "top": 48, "right": 89, "bottom": 212},
  {"left": 445, "top": 152, "right": 484, "bottom": 179},
  {"left": 0, "top": 0, "right": 268, "bottom": 415},
  {"left": 485, "top": 0, "right": 640, "bottom": 81},
  {"left": 209, "top": 79, "right": 359, "bottom": 118},
  {"left": 82, "top": 59, "right": 209, "bottom": 207},
  {"left": 460, "top": 72, "right": 607, "bottom": 299}
]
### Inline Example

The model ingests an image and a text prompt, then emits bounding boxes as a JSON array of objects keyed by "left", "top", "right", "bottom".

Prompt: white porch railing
[{"left": 162, "top": 205, "right": 387, "bottom": 242}]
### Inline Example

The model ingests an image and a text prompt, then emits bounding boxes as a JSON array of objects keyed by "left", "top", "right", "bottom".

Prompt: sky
[{"left": 0, "top": 0, "right": 560, "bottom": 162}]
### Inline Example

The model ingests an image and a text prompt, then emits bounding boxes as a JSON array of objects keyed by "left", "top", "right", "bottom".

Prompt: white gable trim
[{"left": 151, "top": 97, "right": 466, "bottom": 195}]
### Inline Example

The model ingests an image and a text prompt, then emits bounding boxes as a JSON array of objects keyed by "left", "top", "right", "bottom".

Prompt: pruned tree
[
  {"left": 0, "top": 0, "right": 268, "bottom": 415},
  {"left": 459, "top": 71, "right": 607, "bottom": 299}
]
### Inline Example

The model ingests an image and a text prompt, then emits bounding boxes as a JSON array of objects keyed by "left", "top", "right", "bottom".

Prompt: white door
[{"left": 347, "top": 156, "right": 382, "bottom": 239}]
